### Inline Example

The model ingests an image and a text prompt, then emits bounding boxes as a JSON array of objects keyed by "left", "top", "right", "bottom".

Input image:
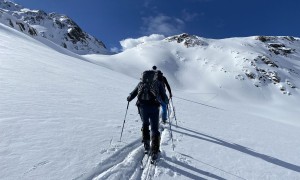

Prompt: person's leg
[
  {"left": 149, "top": 106, "right": 160, "bottom": 136},
  {"left": 149, "top": 106, "right": 160, "bottom": 155},
  {"left": 139, "top": 107, "right": 150, "bottom": 151},
  {"left": 160, "top": 101, "right": 167, "bottom": 123}
]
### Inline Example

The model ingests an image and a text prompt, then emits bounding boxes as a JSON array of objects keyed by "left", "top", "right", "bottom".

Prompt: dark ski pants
[
  {"left": 139, "top": 105, "right": 160, "bottom": 137},
  {"left": 160, "top": 101, "right": 168, "bottom": 121}
]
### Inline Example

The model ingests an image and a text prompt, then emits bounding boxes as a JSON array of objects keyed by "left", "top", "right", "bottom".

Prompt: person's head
[
  {"left": 156, "top": 70, "right": 163, "bottom": 79},
  {"left": 152, "top": 65, "right": 157, "bottom": 70}
]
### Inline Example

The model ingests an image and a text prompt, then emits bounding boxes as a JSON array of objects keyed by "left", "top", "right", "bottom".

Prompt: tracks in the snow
[
  {"left": 74, "top": 138, "right": 143, "bottom": 180},
  {"left": 75, "top": 125, "right": 169, "bottom": 180}
]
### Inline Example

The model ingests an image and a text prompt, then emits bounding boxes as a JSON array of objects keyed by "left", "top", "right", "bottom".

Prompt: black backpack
[{"left": 138, "top": 70, "right": 159, "bottom": 101}]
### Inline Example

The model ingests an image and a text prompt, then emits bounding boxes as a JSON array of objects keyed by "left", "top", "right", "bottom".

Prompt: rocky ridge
[
  {"left": 166, "top": 33, "right": 299, "bottom": 95},
  {"left": 0, "top": 0, "right": 108, "bottom": 55}
]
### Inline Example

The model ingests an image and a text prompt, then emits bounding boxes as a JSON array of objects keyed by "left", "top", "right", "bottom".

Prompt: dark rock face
[
  {"left": 247, "top": 55, "right": 283, "bottom": 84},
  {"left": 16, "top": 22, "right": 25, "bottom": 31},
  {"left": 1, "top": 8, "right": 38, "bottom": 37},
  {"left": 256, "top": 36, "right": 276, "bottom": 42},
  {"left": 242, "top": 36, "right": 300, "bottom": 94},
  {"left": 67, "top": 27, "right": 85, "bottom": 42},
  {"left": 166, "top": 33, "right": 208, "bottom": 47},
  {"left": 21, "top": 10, "right": 48, "bottom": 24},
  {"left": 0, "top": 0, "right": 22, "bottom": 11},
  {"left": 267, "top": 43, "right": 294, "bottom": 55},
  {"left": 254, "top": 56, "right": 278, "bottom": 68},
  {"left": 257, "top": 36, "right": 296, "bottom": 43},
  {"left": 168, "top": 33, "right": 190, "bottom": 43},
  {"left": 256, "top": 36, "right": 296, "bottom": 56}
]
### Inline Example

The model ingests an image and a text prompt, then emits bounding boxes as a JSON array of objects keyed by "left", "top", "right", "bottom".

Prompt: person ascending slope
[
  {"left": 127, "top": 69, "right": 167, "bottom": 162},
  {"left": 152, "top": 65, "right": 172, "bottom": 123}
]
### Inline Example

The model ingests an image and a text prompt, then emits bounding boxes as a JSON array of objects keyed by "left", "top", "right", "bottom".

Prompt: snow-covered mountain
[
  {"left": 85, "top": 33, "right": 300, "bottom": 102},
  {"left": 165, "top": 34, "right": 299, "bottom": 96},
  {"left": 1, "top": 4, "right": 300, "bottom": 180},
  {"left": 0, "top": 0, "right": 108, "bottom": 55}
]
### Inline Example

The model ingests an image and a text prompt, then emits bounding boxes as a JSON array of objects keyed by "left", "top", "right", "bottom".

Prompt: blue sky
[{"left": 14, "top": 0, "right": 300, "bottom": 51}]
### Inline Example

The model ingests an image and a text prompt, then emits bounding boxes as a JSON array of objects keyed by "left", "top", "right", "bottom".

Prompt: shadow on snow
[
  {"left": 161, "top": 156, "right": 226, "bottom": 180},
  {"left": 174, "top": 126, "right": 300, "bottom": 173}
]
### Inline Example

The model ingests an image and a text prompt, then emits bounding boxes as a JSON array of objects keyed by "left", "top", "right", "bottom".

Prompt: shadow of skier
[
  {"left": 160, "top": 156, "right": 226, "bottom": 180},
  {"left": 174, "top": 126, "right": 300, "bottom": 173}
]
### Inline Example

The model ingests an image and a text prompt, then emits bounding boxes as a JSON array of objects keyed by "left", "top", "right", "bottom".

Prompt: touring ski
[{"left": 140, "top": 152, "right": 150, "bottom": 170}]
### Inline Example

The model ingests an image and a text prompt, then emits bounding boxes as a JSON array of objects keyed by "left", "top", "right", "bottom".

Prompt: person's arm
[
  {"left": 127, "top": 83, "right": 139, "bottom": 101},
  {"left": 163, "top": 76, "right": 172, "bottom": 97},
  {"left": 158, "top": 81, "right": 168, "bottom": 102}
]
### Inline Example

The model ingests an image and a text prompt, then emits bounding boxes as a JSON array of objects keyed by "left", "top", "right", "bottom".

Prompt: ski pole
[
  {"left": 119, "top": 101, "right": 129, "bottom": 142},
  {"left": 167, "top": 102, "right": 172, "bottom": 123},
  {"left": 170, "top": 97, "right": 178, "bottom": 126},
  {"left": 167, "top": 105, "right": 175, "bottom": 151}
]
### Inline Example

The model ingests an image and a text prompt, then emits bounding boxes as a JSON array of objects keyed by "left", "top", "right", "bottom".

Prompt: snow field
[{"left": 1, "top": 23, "right": 300, "bottom": 180}]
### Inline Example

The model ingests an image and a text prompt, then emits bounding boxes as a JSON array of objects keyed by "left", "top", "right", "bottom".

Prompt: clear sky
[{"left": 13, "top": 0, "right": 300, "bottom": 51}]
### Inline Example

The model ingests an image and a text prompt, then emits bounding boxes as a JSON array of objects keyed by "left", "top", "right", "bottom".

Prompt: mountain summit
[{"left": 0, "top": 0, "right": 108, "bottom": 55}]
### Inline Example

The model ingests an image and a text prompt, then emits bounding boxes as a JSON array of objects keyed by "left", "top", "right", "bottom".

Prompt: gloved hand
[{"left": 127, "top": 96, "right": 131, "bottom": 102}]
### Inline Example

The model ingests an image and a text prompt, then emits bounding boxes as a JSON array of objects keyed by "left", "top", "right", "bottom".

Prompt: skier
[
  {"left": 127, "top": 70, "right": 167, "bottom": 161},
  {"left": 152, "top": 66, "right": 172, "bottom": 123}
]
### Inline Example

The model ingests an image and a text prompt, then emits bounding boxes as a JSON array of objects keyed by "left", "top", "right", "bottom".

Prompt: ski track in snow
[
  {"left": 75, "top": 113, "right": 181, "bottom": 180},
  {"left": 74, "top": 138, "right": 142, "bottom": 180},
  {"left": 76, "top": 109, "right": 232, "bottom": 180}
]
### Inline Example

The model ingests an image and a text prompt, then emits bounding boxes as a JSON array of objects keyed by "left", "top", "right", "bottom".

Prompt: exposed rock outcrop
[{"left": 0, "top": 0, "right": 108, "bottom": 54}]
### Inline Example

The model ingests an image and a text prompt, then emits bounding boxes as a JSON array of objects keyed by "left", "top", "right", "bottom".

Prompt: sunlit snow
[{"left": 1, "top": 23, "right": 300, "bottom": 180}]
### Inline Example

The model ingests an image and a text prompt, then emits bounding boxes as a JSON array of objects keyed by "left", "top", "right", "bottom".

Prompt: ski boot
[
  {"left": 141, "top": 127, "right": 150, "bottom": 154},
  {"left": 150, "top": 134, "right": 161, "bottom": 163}
]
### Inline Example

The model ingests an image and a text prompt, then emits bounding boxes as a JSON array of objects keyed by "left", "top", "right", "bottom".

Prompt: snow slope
[
  {"left": 84, "top": 34, "right": 300, "bottom": 126},
  {"left": 1, "top": 24, "right": 300, "bottom": 180},
  {"left": 0, "top": 23, "right": 136, "bottom": 180}
]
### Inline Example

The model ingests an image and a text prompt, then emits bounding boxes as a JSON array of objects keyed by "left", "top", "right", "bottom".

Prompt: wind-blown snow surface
[{"left": 1, "top": 25, "right": 300, "bottom": 180}]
